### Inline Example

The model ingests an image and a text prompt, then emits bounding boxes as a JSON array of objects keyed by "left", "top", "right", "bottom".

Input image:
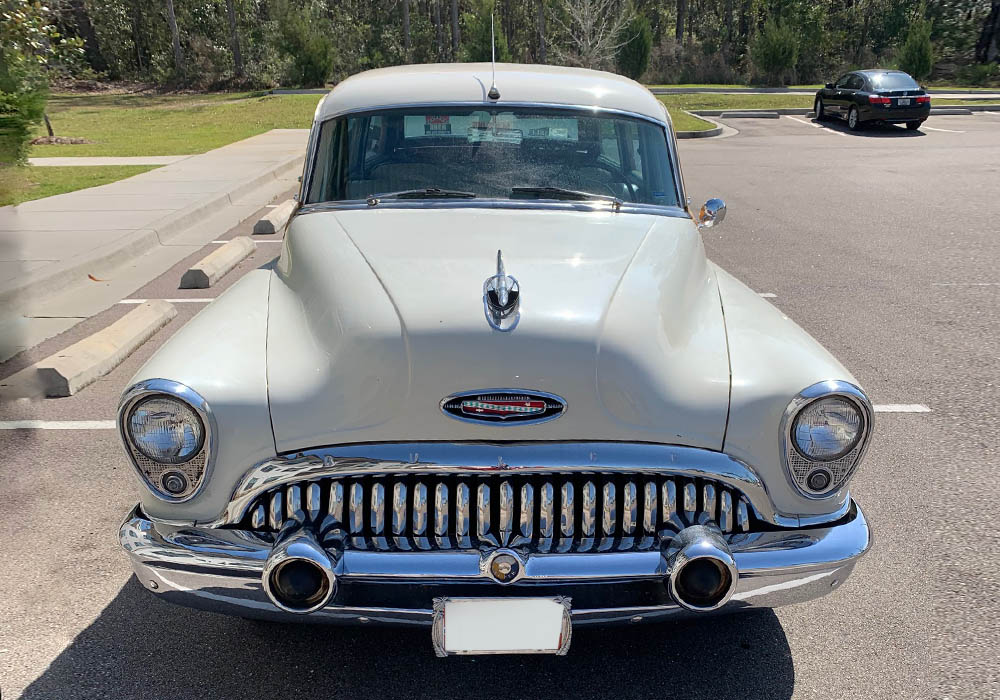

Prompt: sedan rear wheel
[
  {"left": 906, "top": 120, "right": 924, "bottom": 131},
  {"left": 848, "top": 106, "right": 862, "bottom": 131},
  {"left": 814, "top": 97, "right": 827, "bottom": 121}
]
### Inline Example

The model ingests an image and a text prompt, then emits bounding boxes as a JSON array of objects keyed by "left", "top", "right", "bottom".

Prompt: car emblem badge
[
  {"left": 483, "top": 249, "right": 520, "bottom": 331},
  {"left": 441, "top": 390, "right": 567, "bottom": 425}
]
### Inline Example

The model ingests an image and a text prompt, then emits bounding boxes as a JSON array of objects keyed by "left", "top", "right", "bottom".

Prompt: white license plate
[
  {"left": 432, "top": 597, "right": 572, "bottom": 656},
  {"left": 898, "top": 98, "right": 910, "bottom": 106}
]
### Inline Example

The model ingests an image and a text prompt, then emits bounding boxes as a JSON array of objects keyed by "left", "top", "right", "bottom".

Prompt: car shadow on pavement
[
  {"left": 813, "top": 118, "right": 926, "bottom": 137},
  {"left": 19, "top": 577, "right": 794, "bottom": 700}
]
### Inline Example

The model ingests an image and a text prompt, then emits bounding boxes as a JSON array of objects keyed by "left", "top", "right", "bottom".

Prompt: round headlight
[
  {"left": 792, "top": 397, "right": 863, "bottom": 461},
  {"left": 127, "top": 396, "right": 204, "bottom": 464}
]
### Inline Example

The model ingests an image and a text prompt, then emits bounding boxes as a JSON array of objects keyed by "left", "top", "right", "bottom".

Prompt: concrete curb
[
  {"left": 692, "top": 105, "right": 1000, "bottom": 117},
  {"left": 0, "top": 152, "right": 303, "bottom": 310},
  {"left": 649, "top": 86, "right": 1000, "bottom": 96},
  {"left": 676, "top": 111, "right": 725, "bottom": 139},
  {"left": 719, "top": 111, "right": 780, "bottom": 119},
  {"left": 180, "top": 236, "right": 256, "bottom": 289},
  {"left": 254, "top": 199, "right": 296, "bottom": 234},
  {"left": 36, "top": 300, "right": 177, "bottom": 397}
]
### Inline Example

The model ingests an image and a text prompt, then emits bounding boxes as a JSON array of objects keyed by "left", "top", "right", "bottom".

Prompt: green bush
[
  {"left": 271, "top": 0, "right": 336, "bottom": 87},
  {"left": 617, "top": 14, "right": 652, "bottom": 80},
  {"left": 460, "top": 0, "right": 512, "bottom": 63},
  {"left": 897, "top": 14, "right": 933, "bottom": 80},
  {"left": 751, "top": 20, "right": 799, "bottom": 86},
  {"left": 958, "top": 62, "right": 1000, "bottom": 87},
  {"left": 0, "top": 54, "right": 48, "bottom": 167}
]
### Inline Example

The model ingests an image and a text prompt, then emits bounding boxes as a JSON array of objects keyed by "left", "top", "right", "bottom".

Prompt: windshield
[
  {"left": 868, "top": 72, "right": 920, "bottom": 91},
  {"left": 305, "top": 106, "right": 679, "bottom": 207}
]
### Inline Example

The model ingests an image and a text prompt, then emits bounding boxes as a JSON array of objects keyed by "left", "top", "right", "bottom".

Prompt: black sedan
[{"left": 814, "top": 70, "right": 931, "bottom": 131}]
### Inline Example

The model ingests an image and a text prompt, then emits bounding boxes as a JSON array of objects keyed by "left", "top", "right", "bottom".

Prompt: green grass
[
  {"left": 33, "top": 92, "right": 321, "bottom": 157},
  {"left": 0, "top": 165, "right": 159, "bottom": 206},
  {"left": 666, "top": 108, "right": 716, "bottom": 131},
  {"left": 659, "top": 94, "right": 815, "bottom": 111}
]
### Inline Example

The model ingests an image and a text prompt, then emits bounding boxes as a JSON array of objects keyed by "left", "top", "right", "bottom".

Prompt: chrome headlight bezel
[
  {"left": 118, "top": 379, "right": 216, "bottom": 503},
  {"left": 781, "top": 381, "right": 873, "bottom": 500}
]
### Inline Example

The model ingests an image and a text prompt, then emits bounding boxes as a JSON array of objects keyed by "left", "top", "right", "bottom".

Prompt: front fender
[
  {"left": 122, "top": 269, "right": 276, "bottom": 523},
  {"left": 714, "top": 264, "right": 867, "bottom": 521}
]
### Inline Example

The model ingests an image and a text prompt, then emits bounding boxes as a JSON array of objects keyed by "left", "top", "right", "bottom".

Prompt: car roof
[
  {"left": 857, "top": 69, "right": 911, "bottom": 76},
  {"left": 314, "top": 63, "right": 670, "bottom": 126}
]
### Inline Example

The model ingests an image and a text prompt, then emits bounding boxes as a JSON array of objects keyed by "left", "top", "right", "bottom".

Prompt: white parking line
[
  {"left": 932, "top": 282, "right": 999, "bottom": 286},
  {"left": 873, "top": 404, "right": 932, "bottom": 413},
  {"left": 757, "top": 292, "right": 777, "bottom": 298},
  {"left": 212, "top": 239, "right": 283, "bottom": 244},
  {"left": 922, "top": 126, "right": 965, "bottom": 133},
  {"left": 117, "top": 298, "right": 213, "bottom": 304},
  {"left": 0, "top": 420, "right": 117, "bottom": 430},
  {"left": 784, "top": 116, "right": 820, "bottom": 128}
]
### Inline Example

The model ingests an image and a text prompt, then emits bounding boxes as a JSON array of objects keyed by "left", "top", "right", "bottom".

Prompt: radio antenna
[{"left": 488, "top": 12, "right": 500, "bottom": 100}]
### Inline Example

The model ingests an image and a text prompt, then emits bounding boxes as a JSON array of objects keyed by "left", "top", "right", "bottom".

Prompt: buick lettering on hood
[{"left": 118, "top": 64, "right": 872, "bottom": 656}]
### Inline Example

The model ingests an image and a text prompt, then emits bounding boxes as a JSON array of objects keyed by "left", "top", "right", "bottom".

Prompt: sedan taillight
[
  {"left": 916, "top": 95, "right": 930, "bottom": 104},
  {"left": 868, "top": 95, "right": 891, "bottom": 105}
]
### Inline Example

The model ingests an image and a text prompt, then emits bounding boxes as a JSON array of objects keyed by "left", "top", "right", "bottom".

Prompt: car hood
[{"left": 266, "top": 207, "right": 731, "bottom": 452}]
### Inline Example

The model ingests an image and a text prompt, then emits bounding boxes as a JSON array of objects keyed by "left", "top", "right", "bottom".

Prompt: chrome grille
[{"left": 237, "top": 472, "right": 753, "bottom": 551}]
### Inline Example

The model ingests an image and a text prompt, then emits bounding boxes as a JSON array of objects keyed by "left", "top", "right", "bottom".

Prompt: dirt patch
[{"left": 29, "top": 136, "right": 94, "bottom": 145}]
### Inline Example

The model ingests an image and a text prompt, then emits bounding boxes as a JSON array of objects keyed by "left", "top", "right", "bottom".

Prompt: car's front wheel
[
  {"left": 906, "top": 120, "right": 924, "bottom": 131},
  {"left": 848, "top": 106, "right": 862, "bottom": 131},
  {"left": 814, "top": 97, "right": 827, "bottom": 121}
]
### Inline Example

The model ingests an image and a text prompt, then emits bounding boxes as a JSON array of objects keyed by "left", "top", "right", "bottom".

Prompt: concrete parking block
[
  {"left": 253, "top": 199, "right": 296, "bottom": 234},
  {"left": 179, "top": 236, "right": 256, "bottom": 289},
  {"left": 34, "top": 300, "right": 176, "bottom": 397}
]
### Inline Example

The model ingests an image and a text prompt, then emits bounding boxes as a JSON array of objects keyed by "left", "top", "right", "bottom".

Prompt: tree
[
  {"left": 898, "top": 11, "right": 934, "bottom": 79},
  {"left": 225, "top": 0, "right": 244, "bottom": 78},
  {"left": 548, "top": 0, "right": 632, "bottom": 70},
  {"left": 272, "top": 0, "right": 335, "bottom": 86},
  {"left": 617, "top": 12, "right": 651, "bottom": 79},
  {"left": 537, "top": 0, "right": 546, "bottom": 62},
  {"left": 675, "top": 0, "right": 686, "bottom": 43},
  {"left": 751, "top": 19, "right": 798, "bottom": 86},
  {"left": 165, "top": 0, "right": 184, "bottom": 72},
  {"left": 402, "top": 0, "right": 411, "bottom": 57},
  {"left": 976, "top": 0, "right": 1000, "bottom": 63},
  {"left": 460, "top": 0, "right": 512, "bottom": 62},
  {"left": 451, "top": 0, "right": 461, "bottom": 58}
]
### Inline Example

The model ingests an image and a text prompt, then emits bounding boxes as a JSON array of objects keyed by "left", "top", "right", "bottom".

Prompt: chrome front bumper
[{"left": 119, "top": 499, "right": 871, "bottom": 625}]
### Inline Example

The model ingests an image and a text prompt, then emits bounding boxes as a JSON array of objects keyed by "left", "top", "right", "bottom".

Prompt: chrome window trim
[
  {"left": 299, "top": 101, "right": 686, "bottom": 213},
  {"left": 117, "top": 379, "right": 218, "bottom": 504},
  {"left": 204, "top": 441, "right": 804, "bottom": 529},
  {"left": 780, "top": 380, "right": 874, "bottom": 501},
  {"left": 296, "top": 198, "right": 691, "bottom": 219}
]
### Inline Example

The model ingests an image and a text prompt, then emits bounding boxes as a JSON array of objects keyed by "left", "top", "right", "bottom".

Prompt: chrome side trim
[
  {"left": 780, "top": 380, "right": 874, "bottom": 500},
  {"left": 117, "top": 379, "right": 217, "bottom": 504}
]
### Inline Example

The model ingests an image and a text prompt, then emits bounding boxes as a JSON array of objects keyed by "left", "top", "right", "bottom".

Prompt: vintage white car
[{"left": 118, "top": 63, "right": 872, "bottom": 655}]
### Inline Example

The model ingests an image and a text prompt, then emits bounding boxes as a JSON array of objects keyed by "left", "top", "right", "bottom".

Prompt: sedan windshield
[{"left": 305, "top": 106, "right": 679, "bottom": 207}]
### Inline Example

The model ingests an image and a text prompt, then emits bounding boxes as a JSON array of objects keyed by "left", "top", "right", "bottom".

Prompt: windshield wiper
[
  {"left": 366, "top": 188, "right": 476, "bottom": 205},
  {"left": 510, "top": 186, "right": 622, "bottom": 211}
]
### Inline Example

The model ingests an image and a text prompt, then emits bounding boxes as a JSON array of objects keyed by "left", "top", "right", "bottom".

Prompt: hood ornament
[{"left": 483, "top": 250, "right": 520, "bottom": 331}]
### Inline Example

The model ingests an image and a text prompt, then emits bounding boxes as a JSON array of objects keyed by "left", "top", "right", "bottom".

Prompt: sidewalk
[{"left": 0, "top": 128, "right": 308, "bottom": 362}]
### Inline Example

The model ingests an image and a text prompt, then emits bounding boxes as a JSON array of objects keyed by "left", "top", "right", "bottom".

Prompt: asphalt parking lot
[{"left": 1, "top": 112, "right": 998, "bottom": 699}]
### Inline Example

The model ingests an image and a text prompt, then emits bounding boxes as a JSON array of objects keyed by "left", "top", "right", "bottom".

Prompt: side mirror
[
  {"left": 697, "top": 198, "right": 726, "bottom": 229},
  {"left": 825, "top": 83, "right": 834, "bottom": 89}
]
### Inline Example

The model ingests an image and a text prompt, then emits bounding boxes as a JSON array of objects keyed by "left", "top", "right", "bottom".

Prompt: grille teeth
[{"left": 241, "top": 473, "right": 754, "bottom": 551}]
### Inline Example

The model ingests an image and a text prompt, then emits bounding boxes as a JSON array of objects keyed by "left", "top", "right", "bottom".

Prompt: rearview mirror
[
  {"left": 825, "top": 82, "right": 834, "bottom": 89},
  {"left": 697, "top": 198, "right": 726, "bottom": 229}
]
